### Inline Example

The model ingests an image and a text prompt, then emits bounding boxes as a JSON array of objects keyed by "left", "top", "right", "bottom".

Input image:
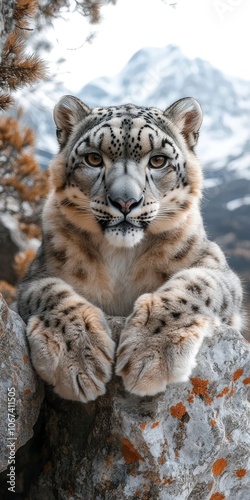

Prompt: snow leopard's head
[{"left": 50, "top": 95, "right": 203, "bottom": 248}]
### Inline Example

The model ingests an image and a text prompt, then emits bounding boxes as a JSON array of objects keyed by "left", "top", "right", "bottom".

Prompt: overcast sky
[{"left": 46, "top": 0, "right": 250, "bottom": 92}]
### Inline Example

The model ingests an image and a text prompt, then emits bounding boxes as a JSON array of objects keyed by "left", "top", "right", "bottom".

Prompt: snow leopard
[{"left": 17, "top": 95, "right": 243, "bottom": 403}]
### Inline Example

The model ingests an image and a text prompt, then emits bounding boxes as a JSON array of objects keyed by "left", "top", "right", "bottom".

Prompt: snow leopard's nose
[{"left": 108, "top": 196, "right": 143, "bottom": 214}]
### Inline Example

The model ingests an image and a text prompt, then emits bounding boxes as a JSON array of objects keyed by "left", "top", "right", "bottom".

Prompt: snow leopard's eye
[
  {"left": 149, "top": 155, "right": 168, "bottom": 169},
  {"left": 85, "top": 153, "right": 103, "bottom": 167}
]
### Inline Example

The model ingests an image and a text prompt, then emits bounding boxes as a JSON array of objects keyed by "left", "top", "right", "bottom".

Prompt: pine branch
[
  {"left": 13, "top": 0, "right": 39, "bottom": 30},
  {"left": 0, "top": 0, "right": 46, "bottom": 109},
  {"left": 0, "top": 94, "right": 14, "bottom": 110},
  {"left": 0, "top": 56, "right": 46, "bottom": 90}
]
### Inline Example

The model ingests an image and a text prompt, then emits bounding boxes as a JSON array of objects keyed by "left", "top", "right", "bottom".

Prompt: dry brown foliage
[
  {"left": 14, "top": 248, "right": 37, "bottom": 278},
  {"left": 0, "top": 281, "right": 17, "bottom": 305},
  {"left": 19, "top": 222, "right": 42, "bottom": 239},
  {"left": 0, "top": 115, "right": 50, "bottom": 224}
]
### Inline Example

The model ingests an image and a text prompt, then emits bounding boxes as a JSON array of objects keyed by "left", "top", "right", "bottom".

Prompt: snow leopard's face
[{"left": 51, "top": 97, "right": 203, "bottom": 248}]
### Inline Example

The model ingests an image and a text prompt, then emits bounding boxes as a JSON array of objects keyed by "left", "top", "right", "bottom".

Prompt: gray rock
[
  {"left": 27, "top": 319, "right": 249, "bottom": 500},
  {"left": 0, "top": 295, "right": 44, "bottom": 472}
]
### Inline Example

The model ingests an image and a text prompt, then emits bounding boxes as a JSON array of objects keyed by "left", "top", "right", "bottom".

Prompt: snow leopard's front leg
[
  {"left": 115, "top": 242, "right": 242, "bottom": 396},
  {"left": 18, "top": 251, "right": 115, "bottom": 403}
]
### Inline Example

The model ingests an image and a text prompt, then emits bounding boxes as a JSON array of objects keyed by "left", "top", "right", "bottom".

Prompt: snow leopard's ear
[
  {"left": 164, "top": 97, "right": 203, "bottom": 150},
  {"left": 53, "top": 95, "right": 91, "bottom": 147}
]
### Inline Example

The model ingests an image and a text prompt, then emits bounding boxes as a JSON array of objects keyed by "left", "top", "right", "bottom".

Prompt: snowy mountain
[
  {"left": 19, "top": 44, "right": 250, "bottom": 181},
  {"left": 78, "top": 45, "right": 250, "bottom": 183},
  {"left": 19, "top": 45, "right": 250, "bottom": 304}
]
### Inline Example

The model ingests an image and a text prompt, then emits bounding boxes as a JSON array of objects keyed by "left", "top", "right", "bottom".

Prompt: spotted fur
[{"left": 17, "top": 96, "right": 243, "bottom": 402}]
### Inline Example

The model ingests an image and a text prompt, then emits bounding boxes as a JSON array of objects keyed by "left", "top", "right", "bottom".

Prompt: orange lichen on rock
[
  {"left": 24, "top": 388, "right": 31, "bottom": 395},
  {"left": 235, "top": 468, "right": 247, "bottom": 478},
  {"left": 175, "top": 450, "right": 179, "bottom": 458},
  {"left": 121, "top": 438, "right": 144, "bottom": 464},
  {"left": 140, "top": 422, "right": 147, "bottom": 431},
  {"left": 151, "top": 421, "right": 159, "bottom": 429},
  {"left": 162, "top": 477, "right": 173, "bottom": 486},
  {"left": 190, "top": 378, "right": 212, "bottom": 404},
  {"left": 210, "top": 419, "right": 216, "bottom": 426},
  {"left": 232, "top": 368, "right": 244, "bottom": 381},
  {"left": 216, "top": 387, "right": 229, "bottom": 398},
  {"left": 170, "top": 402, "right": 187, "bottom": 419},
  {"left": 210, "top": 493, "right": 225, "bottom": 500},
  {"left": 23, "top": 355, "right": 28, "bottom": 363},
  {"left": 187, "top": 395, "right": 194, "bottom": 403},
  {"left": 243, "top": 377, "right": 250, "bottom": 385},
  {"left": 212, "top": 458, "right": 228, "bottom": 476}
]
